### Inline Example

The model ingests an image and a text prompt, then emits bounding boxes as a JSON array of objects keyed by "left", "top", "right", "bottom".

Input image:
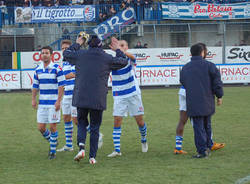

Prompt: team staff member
[
  {"left": 174, "top": 43, "right": 225, "bottom": 154},
  {"left": 180, "top": 43, "right": 223, "bottom": 158},
  {"left": 63, "top": 36, "right": 128, "bottom": 164}
]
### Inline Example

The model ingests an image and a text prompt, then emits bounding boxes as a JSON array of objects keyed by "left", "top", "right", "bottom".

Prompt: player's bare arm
[
  {"left": 55, "top": 86, "right": 64, "bottom": 111},
  {"left": 125, "top": 52, "right": 135, "bottom": 60},
  {"left": 32, "top": 88, "right": 38, "bottom": 109},
  {"left": 65, "top": 72, "right": 75, "bottom": 79}
]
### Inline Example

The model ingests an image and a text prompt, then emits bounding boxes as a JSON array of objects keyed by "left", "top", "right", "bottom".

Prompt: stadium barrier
[
  {"left": 0, "top": 46, "right": 249, "bottom": 90},
  {"left": 1, "top": 64, "right": 250, "bottom": 90}
]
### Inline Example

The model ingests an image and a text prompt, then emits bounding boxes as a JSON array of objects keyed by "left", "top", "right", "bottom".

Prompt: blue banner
[
  {"left": 15, "top": 5, "right": 95, "bottom": 23},
  {"left": 162, "top": 2, "right": 250, "bottom": 20},
  {"left": 93, "top": 8, "right": 136, "bottom": 41}
]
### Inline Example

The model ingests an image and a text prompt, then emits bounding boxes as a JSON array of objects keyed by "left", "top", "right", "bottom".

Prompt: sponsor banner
[
  {"left": 105, "top": 47, "right": 222, "bottom": 66},
  {"left": 140, "top": 67, "right": 180, "bottom": 86},
  {"left": 162, "top": 2, "right": 250, "bottom": 20},
  {"left": 21, "top": 70, "right": 35, "bottom": 89},
  {"left": 20, "top": 51, "right": 63, "bottom": 69},
  {"left": 0, "top": 70, "right": 21, "bottom": 90},
  {"left": 225, "top": 46, "right": 250, "bottom": 64},
  {"left": 93, "top": 8, "right": 136, "bottom": 40},
  {"left": 219, "top": 65, "right": 250, "bottom": 83},
  {"left": 15, "top": 5, "right": 95, "bottom": 23}
]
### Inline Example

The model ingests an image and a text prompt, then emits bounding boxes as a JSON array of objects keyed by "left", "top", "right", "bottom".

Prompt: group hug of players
[{"left": 31, "top": 32, "right": 224, "bottom": 164}]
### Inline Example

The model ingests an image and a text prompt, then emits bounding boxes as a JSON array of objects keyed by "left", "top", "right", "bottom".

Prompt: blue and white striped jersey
[
  {"left": 32, "top": 62, "right": 65, "bottom": 107},
  {"left": 62, "top": 61, "right": 75, "bottom": 99},
  {"left": 111, "top": 57, "right": 141, "bottom": 99},
  {"left": 178, "top": 86, "right": 186, "bottom": 96}
]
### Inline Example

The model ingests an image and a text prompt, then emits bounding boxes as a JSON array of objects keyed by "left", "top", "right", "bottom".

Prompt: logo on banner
[
  {"left": 168, "top": 5, "right": 179, "bottom": 17},
  {"left": 157, "top": 52, "right": 184, "bottom": 61},
  {"left": 33, "top": 52, "right": 61, "bottom": 63},
  {"left": 227, "top": 47, "right": 250, "bottom": 62},
  {"left": 93, "top": 8, "right": 135, "bottom": 40},
  {"left": 135, "top": 53, "right": 150, "bottom": 62},
  {"left": 193, "top": 4, "right": 233, "bottom": 19},
  {"left": 206, "top": 51, "right": 217, "bottom": 59},
  {"left": 84, "top": 6, "right": 95, "bottom": 21}
]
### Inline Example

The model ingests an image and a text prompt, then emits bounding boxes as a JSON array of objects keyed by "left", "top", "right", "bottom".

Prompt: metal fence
[{"left": 0, "top": 21, "right": 249, "bottom": 69}]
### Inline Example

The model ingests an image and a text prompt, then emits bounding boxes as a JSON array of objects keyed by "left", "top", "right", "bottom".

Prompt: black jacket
[
  {"left": 180, "top": 56, "right": 223, "bottom": 117},
  {"left": 63, "top": 43, "right": 128, "bottom": 110}
]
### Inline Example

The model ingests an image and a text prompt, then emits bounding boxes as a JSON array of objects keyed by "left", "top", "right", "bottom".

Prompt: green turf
[{"left": 0, "top": 87, "right": 249, "bottom": 184}]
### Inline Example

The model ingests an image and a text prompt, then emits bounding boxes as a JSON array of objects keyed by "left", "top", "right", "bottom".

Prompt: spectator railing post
[
  {"left": 0, "top": 11, "right": 2, "bottom": 28},
  {"left": 96, "top": 4, "right": 99, "bottom": 23},
  {"left": 157, "top": 2, "right": 161, "bottom": 23},
  {"left": 137, "top": 6, "right": 140, "bottom": 24}
]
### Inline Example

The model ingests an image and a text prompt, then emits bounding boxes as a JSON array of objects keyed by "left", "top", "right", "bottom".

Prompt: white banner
[
  {"left": 20, "top": 51, "right": 63, "bottom": 69},
  {"left": 140, "top": 67, "right": 180, "bottom": 86},
  {"left": 105, "top": 47, "right": 222, "bottom": 66},
  {"left": 226, "top": 46, "right": 250, "bottom": 64},
  {"left": 219, "top": 65, "right": 250, "bottom": 83},
  {"left": 0, "top": 70, "right": 21, "bottom": 90},
  {"left": 21, "top": 70, "right": 35, "bottom": 89}
]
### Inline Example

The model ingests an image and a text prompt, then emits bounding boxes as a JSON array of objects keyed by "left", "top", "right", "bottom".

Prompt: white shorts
[
  {"left": 62, "top": 97, "right": 77, "bottom": 117},
  {"left": 179, "top": 94, "right": 187, "bottom": 111},
  {"left": 37, "top": 107, "right": 61, "bottom": 124},
  {"left": 113, "top": 95, "right": 144, "bottom": 117}
]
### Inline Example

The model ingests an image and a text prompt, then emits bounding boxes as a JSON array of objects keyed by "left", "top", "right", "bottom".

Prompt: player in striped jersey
[
  {"left": 108, "top": 39, "right": 148, "bottom": 158},
  {"left": 57, "top": 40, "right": 77, "bottom": 152},
  {"left": 32, "top": 46, "right": 65, "bottom": 160},
  {"left": 174, "top": 43, "right": 225, "bottom": 155}
]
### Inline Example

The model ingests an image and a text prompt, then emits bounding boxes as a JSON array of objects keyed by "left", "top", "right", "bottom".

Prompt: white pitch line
[{"left": 235, "top": 175, "right": 250, "bottom": 184}]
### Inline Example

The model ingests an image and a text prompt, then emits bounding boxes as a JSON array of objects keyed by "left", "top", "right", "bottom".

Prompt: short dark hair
[
  {"left": 197, "top": 42, "right": 207, "bottom": 59},
  {"left": 61, "top": 40, "right": 72, "bottom": 46},
  {"left": 190, "top": 43, "right": 203, "bottom": 56},
  {"left": 41, "top": 46, "right": 53, "bottom": 55}
]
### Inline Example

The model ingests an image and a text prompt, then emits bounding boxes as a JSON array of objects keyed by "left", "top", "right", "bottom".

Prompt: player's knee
[
  {"left": 38, "top": 126, "right": 45, "bottom": 133},
  {"left": 63, "top": 115, "right": 71, "bottom": 122}
]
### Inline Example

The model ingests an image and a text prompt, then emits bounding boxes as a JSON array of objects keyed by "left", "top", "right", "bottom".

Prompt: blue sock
[
  {"left": 50, "top": 131, "right": 58, "bottom": 154},
  {"left": 139, "top": 123, "right": 147, "bottom": 143},
  {"left": 113, "top": 127, "right": 121, "bottom": 153},
  {"left": 65, "top": 121, "right": 73, "bottom": 148},
  {"left": 175, "top": 136, "right": 183, "bottom": 150},
  {"left": 42, "top": 129, "right": 50, "bottom": 142}
]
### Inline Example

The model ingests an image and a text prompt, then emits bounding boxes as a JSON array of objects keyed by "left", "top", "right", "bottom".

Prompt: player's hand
[
  {"left": 217, "top": 98, "right": 222, "bottom": 106},
  {"left": 55, "top": 100, "right": 61, "bottom": 111},
  {"left": 76, "top": 36, "right": 85, "bottom": 46},
  {"left": 32, "top": 99, "right": 37, "bottom": 109},
  {"left": 109, "top": 37, "right": 121, "bottom": 51}
]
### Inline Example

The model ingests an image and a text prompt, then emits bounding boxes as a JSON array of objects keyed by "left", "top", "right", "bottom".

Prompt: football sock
[
  {"left": 79, "top": 143, "right": 85, "bottom": 151},
  {"left": 139, "top": 123, "right": 147, "bottom": 143},
  {"left": 50, "top": 131, "right": 58, "bottom": 154},
  {"left": 175, "top": 136, "right": 183, "bottom": 150},
  {"left": 113, "top": 127, "right": 121, "bottom": 153},
  {"left": 42, "top": 129, "right": 50, "bottom": 142},
  {"left": 65, "top": 121, "right": 73, "bottom": 148}
]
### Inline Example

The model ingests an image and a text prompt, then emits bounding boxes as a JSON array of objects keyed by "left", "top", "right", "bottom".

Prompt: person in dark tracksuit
[
  {"left": 180, "top": 43, "right": 224, "bottom": 158},
  {"left": 63, "top": 36, "right": 128, "bottom": 164}
]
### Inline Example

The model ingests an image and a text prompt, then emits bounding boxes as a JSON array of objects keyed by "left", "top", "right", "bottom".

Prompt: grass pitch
[{"left": 0, "top": 87, "right": 250, "bottom": 184}]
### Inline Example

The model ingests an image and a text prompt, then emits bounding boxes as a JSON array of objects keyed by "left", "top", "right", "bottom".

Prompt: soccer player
[
  {"left": 32, "top": 46, "right": 65, "bottom": 160},
  {"left": 108, "top": 39, "right": 148, "bottom": 158},
  {"left": 56, "top": 40, "right": 77, "bottom": 152},
  {"left": 174, "top": 43, "right": 225, "bottom": 154}
]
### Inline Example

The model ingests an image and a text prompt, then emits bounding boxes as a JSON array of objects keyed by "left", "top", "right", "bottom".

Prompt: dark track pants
[
  {"left": 77, "top": 107, "right": 103, "bottom": 158},
  {"left": 191, "top": 115, "right": 213, "bottom": 154}
]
